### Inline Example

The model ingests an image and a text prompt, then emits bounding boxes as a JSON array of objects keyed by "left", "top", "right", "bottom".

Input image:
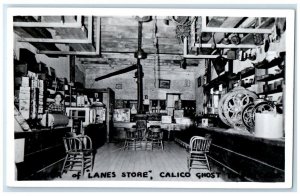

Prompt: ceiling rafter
[
  {"left": 37, "top": 17, "right": 100, "bottom": 56},
  {"left": 184, "top": 17, "right": 276, "bottom": 59},
  {"left": 13, "top": 15, "right": 82, "bottom": 28},
  {"left": 16, "top": 16, "right": 93, "bottom": 44}
]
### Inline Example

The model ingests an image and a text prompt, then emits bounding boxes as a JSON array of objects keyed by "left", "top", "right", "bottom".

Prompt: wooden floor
[{"left": 55, "top": 141, "right": 225, "bottom": 182}]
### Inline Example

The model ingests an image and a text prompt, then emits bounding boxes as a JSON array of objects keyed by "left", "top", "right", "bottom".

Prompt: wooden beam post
[
  {"left": 70, "top": 55, "right": 75, "bottom": 83},
  {"left": 137, "top": 61, "right": 144, "bottom": 114}
]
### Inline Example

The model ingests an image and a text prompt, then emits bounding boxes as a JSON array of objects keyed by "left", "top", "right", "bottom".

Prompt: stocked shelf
[
  {"left": 203, "top": 72, "right": 232, "bottom": 91},
  {"left": 256, "top": 72, "right": 284, "bottom": 82},
  {"left": 258, "top": 88, "right": 283, "bottom": 95},
  {"left": 253, "top": 52, "right": 285, "bottom": 69},
  {"left": 198, "top": 114, "right": 219, "bottom": 119},
  {"left": 233, "top": 67, "right": 255, "bottom": 80}
]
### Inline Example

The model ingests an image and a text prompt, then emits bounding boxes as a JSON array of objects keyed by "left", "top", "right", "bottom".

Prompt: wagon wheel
[
  {"left": 242, "top": 103, "right": 255, "bottom": 132},
  {"left": 223, "top": 89, "right": 257, "bottom": 128},
  {"left": 218, "top": 93, "right": 231, "bottom": 126},
  {"left": 251, "top": 101, "right": 275, "bottom": 124}
]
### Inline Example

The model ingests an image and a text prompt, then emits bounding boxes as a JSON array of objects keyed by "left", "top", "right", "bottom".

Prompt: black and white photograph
[{"left": 3, "top": 5, "right": 297, "bottom": 190}]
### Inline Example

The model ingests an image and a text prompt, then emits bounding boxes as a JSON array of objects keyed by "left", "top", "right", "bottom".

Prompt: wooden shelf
[
  {"left": 197, "top": 114, "right": 219, "bottom": 119},
  {"left": 233, "top": 67, "right": 255, "bottom": 80},
  {"left": 203, "top": 72, "right": 232, "bottom": 91},
  {"left": 256, "top": 72, "right": 284, "bottom": 82},
  {"left": 253, "top": 52, "right": 285, "bottom": 69},
  {"left": 258, "top": 88, "right": 283, "bottom": 95},
  {"left": 204, "top": 68, "right": 254, "bottom": 92}
]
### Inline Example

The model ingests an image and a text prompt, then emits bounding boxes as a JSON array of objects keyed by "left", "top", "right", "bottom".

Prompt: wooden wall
[
  {"left": 85, "top": 63, "right": 203, "bottom": 100},
  {"left": 194, "top": 60, "right": 206, "bottom": 114}
]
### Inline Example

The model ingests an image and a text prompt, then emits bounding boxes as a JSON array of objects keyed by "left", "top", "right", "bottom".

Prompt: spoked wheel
[
  {"left": 251, "top": 101, "right": 275, "bottom": 125},
  {"left": 218, "top": 93, "right": 231, "bottom": 126},
  {"left": 242, "top": 103, "right": 255, "bottom": 132},
  {"left": 223, "top": 88, "right": 257, "bottom": 129}
]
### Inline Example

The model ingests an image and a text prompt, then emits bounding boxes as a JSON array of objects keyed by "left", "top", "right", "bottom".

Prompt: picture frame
[
  {"left": 159, "top": 79, "right": 171, "bottom": 89},
  {"left": 115, "top": 83, "right": 122, "bottom": 89},
  {"left": 198, "top": 76, "right": 202, "bottom": 87}
]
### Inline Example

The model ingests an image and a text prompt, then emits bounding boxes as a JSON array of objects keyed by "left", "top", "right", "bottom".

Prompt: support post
[
  {"left": 70, "top": 55, "right": 75, "bottom": 83},
  {"left": 137, "top": 60, "right": 144, "bottom": 114}
]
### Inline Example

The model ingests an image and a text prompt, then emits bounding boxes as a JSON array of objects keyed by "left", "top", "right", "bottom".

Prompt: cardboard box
[
  {"left": 38, "top": 79, "right": 44, "bottom": 88},
  {"left": 20, "top": 86, "right": 30, "bottom": 91},
  {"left": 161, "top": 115, "right": 172, "bottom": 124},
  {"left": 174, "top": 110, "right": 184, "bottom": 118},
  {"left": 19, "top": 100, "right": 30, "bottom": 108},
  {"left": 31, "top": 79, "right": 39, "bottom": 88},
  {"left": 19, "top": 93, "right": 30, "bottom": 100},
  {"left": 21, "top": 77, "right": 29, "bottom": 87},
  {"left": 19, "top": 110, "right": 30, "bottom": 119}
]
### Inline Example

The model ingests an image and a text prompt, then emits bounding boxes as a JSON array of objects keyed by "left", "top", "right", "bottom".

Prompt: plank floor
[{"left": 55, "top": 141, "right": 225, "bottom": 182}]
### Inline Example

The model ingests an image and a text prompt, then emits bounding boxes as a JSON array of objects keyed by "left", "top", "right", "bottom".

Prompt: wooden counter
[
  {"left": 15, "top": 126, "right": 71, "bottom": 180},
  {"left": 174, "top": 126, "right": 285, "bottom": 182}
]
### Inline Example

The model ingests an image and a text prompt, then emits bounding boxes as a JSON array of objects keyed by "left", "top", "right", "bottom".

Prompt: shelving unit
[
  {"left": 258, "top": 88, "right": 283, "bottom": 96},
  {"left": 203, "top": 71, "right": 232, "bottom": 92},
  {"left": 256, "top": 72, "right": 284, "bottom": 82},
  {"left": 201, "top": 49, "right": 285, "bottom": 120},
  {"left": 255, "top": 52, "right": 285, "bottom": 99},
  {"left": 203, "top": 67, "right": 255, "bottom": 92},
  {"left": 233, "top": 67, "right": 255, "bottom": 80},
  {"left": 253, "top": 52, "right": 285, "bottom": 69}
]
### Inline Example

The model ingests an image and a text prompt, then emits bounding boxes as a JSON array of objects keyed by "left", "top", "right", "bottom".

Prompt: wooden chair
[
  {"left": 187, "top": 136, "right": 212, "bottom": 171},
  {"left": 123, "top": 128, "right": 138, "bottom": 150},
  {"left": 136, "top": 120, "right": 147, "bottom": 140},
  {"left": 61, "top": 135, "right": 94, "bottom": 176},
  {"left": 146, "top": 126, "right": 164, "bottom": 150}
]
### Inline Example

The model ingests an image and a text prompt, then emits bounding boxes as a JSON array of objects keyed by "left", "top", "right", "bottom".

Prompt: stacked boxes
[
  {"left": 30, "top": 88, "right": 38, "bottom": 119},
  {"left": 18, "top": 72, "right": 45, "bottom": 120},
  {"left": 76, "top": 95, "right": 85, "bottom": 107},
  {"left": 19, "top": 78, "right": 31, "bottom": 119},
  {"left": 29, "top": 72, "right": 39, "bottom": 119},
  {"left": 38, "top": 79, "right": 44, "bottom": 119}
]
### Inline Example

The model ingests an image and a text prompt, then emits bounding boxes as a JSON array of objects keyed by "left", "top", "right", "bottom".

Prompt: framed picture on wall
[
  {"left": 197, "top": 76, "right": 201, "bottom": 87},
  {"left": 115, "top": 83, "right": 122, "bottom": 89},
  {"left": 159, "top": 79, "right": 171, "bottom": 89}
]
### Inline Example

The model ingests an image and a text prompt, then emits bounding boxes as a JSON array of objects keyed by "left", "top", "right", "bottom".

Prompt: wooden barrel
[{"left": 40, "top": 114, "right": 69, "bottom": 127}]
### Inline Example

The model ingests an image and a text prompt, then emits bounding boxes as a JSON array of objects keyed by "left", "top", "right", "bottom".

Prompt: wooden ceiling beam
[
  {"left": 17, "top": 37, "right": 90, "bottom": 44},
  {"left": 13, "top": 15, "right": 82, "bottom": 28},
  {"left": 202, "top": 16, "right": 273, "bottom": 34},
  {"left": 202, "top": 27, "right": 272, "bottom": 34},
  {"left": 37, "top": 17, "right": 100, "bottom": 56},
  {"left": 79, "top": 53, "right": 184, "bottom": 61},
  {"left": 186, "top": 17, "right": 275, "bottom": 58},
  {"left": 206, "top": 17, "right": 245, "bottom": 44},
  {"left": 240, "top": 17, "right": 275, "bottom": 44},
  {"left": 17, "top": 16, "right": 93, "bottom": 44},
  {"left": 194, "top": 43, "right": 257, "bottom": 49},
  {"left": 184, "top": 54, "right": 227, "bottom": 59}
]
